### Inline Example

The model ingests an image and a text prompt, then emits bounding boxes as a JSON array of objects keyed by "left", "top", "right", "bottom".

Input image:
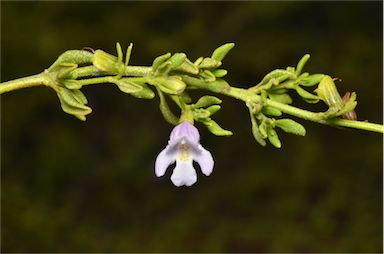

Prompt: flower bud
[
  {"left": 156, "top": 76, "right": 186, "bottom": 94},
  {"left": 314, "top": 75, "right": 343, "bottom": 108},
  {"left": 93, "top": 50, "right": 124, "bottom": 73}
]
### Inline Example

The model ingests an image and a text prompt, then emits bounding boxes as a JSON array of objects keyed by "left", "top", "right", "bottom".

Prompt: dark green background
[{"left": 1, "top": 1, "right": 382, "bottom": 253}]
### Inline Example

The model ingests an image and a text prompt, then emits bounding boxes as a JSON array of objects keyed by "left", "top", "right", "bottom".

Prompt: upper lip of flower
[{"left": 155, "top": 121, "right": 214, "bottom": 187}]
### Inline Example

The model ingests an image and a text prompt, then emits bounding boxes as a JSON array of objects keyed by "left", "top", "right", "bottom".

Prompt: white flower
[{"left": 155, "top": 121, "right": 214, "bottom": 187}]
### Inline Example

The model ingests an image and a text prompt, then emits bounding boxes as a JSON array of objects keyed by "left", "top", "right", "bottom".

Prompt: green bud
[
  {"left": 56, "top": 63, "right": 78, "bottom": 79},
  {"left": 49, "top": 50, "right": 94, "bottom": 71},
  {"left": 268, "top": 93, "right": 292, "bottom": 104},
  {"left": 207, "top": 79, "right": 230, "bottom": 93},
  {"left": 168, "top": 53, "right": 187, "bottom": 69},
  {"left": 212, "top": 69, "right": 228, "bottom": 78},
  {"left": 299, "top": 74, "right": 325, "bottom": 87},
  {"left": 259, "top": 69, "right": 295, "bottom": 86},
  {"left": 152, "top": 53, "right": 171, "bottom": 71},
  {"left": 211, "top": 43, "right": 235, "bottom": 61},
  {"left": 201, "top": 118, "right": 233, "bottom": 136},
  {"left": 199, "top": 57, "right": 221, "bottom": 69},
  {"left": 63, "top": 79, "right": 82, "bottom": 90},
  {"left": 130, "top": 83, "right": 155, "bottom": 99},
  {"left": 296, "top": 86, "right": 320, "bottom": 103},
  {"left": 267, "top": 127, "right": 281, "bottom": 148},
  {"left": 194, "top": 57, "right": 204, "bottom": 66},
  {"left": 175, "top": 58, "right": 199, "bottom": 75},
  {"left": 275, "top": 119, "right": 306, "bottom": 136},
  {"left": 262, "top": 106, "right": 282, "bottom": 117},
  {"left": 154, "top": 76, "right": 186, "bottom": 94},
  {"left": 206, "top": 105, "right": 221, "bottom": 115},
  {"left": 93, "top": 50, "right": 124, "bottom": 73},
  {"left": 193, "top": 95, "right": 222, "bottom": 109},
  {"left": 71, "top": 89, "right": 88, "bottom": 104},
  {"left": 201, "top": 70, "right": 216, "bottom": 82},
  {"left": 193, "top": 108, "right": 211, "bottom": 120},
  {"left": 314, "top": 75, "right": 343, "bottom": 108}
]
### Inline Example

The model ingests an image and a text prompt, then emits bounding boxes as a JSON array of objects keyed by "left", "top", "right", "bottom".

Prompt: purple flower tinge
[{"left": 155, "top": 121, "right": 214, "bottom": 187}]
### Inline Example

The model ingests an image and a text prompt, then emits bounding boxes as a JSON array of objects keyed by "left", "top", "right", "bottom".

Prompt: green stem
[
  {"left": 266, "top": 99, "right": 384, "bottom": 133},
  {"left": 0, "top": 72, "right": 49, "bottom": 93}
]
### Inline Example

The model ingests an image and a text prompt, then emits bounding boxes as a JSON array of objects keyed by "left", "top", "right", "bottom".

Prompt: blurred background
[{"left": 1, "top": 2, "right": 382, "bottom": 253}]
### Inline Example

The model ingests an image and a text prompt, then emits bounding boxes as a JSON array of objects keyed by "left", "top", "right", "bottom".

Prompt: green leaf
[
  {"left": 130, "top": 83, "right": 155, "bottom": 99},
  {"left": 211, "top": 43, "right": 235, "bottom": 61},
  {"left": 150, "top": 76, "right": 186, "bottom": 95},
  {"left": 275, "top": 119, "right": 306, "bottom": 136},
  {"left": 157, "top": 89, "right": 179, "bottom": 125},
  {"left": 152, "top": 53, "right": 171, "bottom": 71},
  {"left": 267, "top": 127, "right": 281, "bottom": 148},
  {"left": 168, "top": 53, "right": 187, "bottom": 69},
  {"left": 212, "top": 69, "right": 228, "bottom": 78},
  {"left": 57, "top": 63, "right": 78, "bottom": 79},
  {"left": 206, "top": 105, "right": 221, "bottom": 115},
  {"left": 299, "top": 74, "right": 324, "bottom": 87},
  {"left": 49, "top": 50, "right": 94, "bottom": 71},
  {"left": 201, "top": 118, "right": 232, "bottom": 136},
  {"left": 295, "top": 54, "right": 310, "bottom": 75},
  {"left": 193, "top": 96, "right": 222, "bottom": 109},
  {"left": 262, "top": 106, "right": 282, "bottom": 117},
  {"left": 63, "top": 79, "right": 82, "bottom": 90},
  {"left": 193, "top": 108, "right": 211, "bottom": 120},
  {"left": 269, "top": 93, "right": 292, "bottom": 104},
  {"left": 115, "top": 79, "right": 143, "bottom": 94},
  {"left": 174, "top": 58, "right": 199, "bottom": 75},
  {"left": 201, "top": 70, "right": 216, "bottom": 82},
  {"left": 72, "top": 89, "right": 88, "bottom": 104},
  {"left": 296, "top": 86, "right": 320, "bottom": 103},
  {"left": 199, "top": 57, "right": 221, "bottom": 69},
  {"left": 259, "top": 69, "right": 295, "bottom": 86},
  {"left": 250, "top": 112, "right": 266, "bottom": 146}
]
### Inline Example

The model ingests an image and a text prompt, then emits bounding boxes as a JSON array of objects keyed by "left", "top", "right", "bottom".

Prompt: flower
[{"left": 155, "top": 121, "right": 214, "bottom": 187}]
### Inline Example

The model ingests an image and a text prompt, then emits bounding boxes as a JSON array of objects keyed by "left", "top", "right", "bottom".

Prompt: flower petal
[
  {"left": 170, "top": 160, "right": 197, "bottom": 187},
  {"left": 155, "top": 147, "right": 175, "bottom": 177},
  {"left": 170, "top": 121, "right": 200, "bottom": 145},
  {"left": 194, "top": 145, "right": 214, "bottom": 176}
]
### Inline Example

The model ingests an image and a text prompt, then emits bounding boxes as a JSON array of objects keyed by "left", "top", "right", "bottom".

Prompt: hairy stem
[{"left": 0, "top": 72, "right": 49, "bottom": 93}]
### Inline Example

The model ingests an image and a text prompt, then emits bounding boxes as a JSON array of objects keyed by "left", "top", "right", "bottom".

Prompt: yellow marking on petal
[{"left": 179, "top": 143, "right": 190, "bottom": 162}]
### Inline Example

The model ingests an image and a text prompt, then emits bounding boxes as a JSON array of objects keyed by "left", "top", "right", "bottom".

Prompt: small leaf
[
  {"left": 193, "top": 96, "right": 222, "bottom": 109},
  {"left": 168, "top": 53, "right": 187, "bottom": 70},
  {"left": 201, "top": 118, "right": 232, "bottom": 136},
  {"left": 175, "top": 58, "right": 199, "bottom": 75},
  {"left": 199, "top": 57, "right": 221, "bottom": 69},
  {"left": 157, "top": 89, "right": 179, "bottom": 125},
  {"left": 49, "top": 50, "right": 94, "bottom": 71},
  {"left": 250, "top": 112, "right": 266, "bottom": 146},
  {"left": 212, "top": 69, "right": 228, "bottom": 78},
  {"left": 267, "top": 127, "right": 281, "bottom": 148},
  {"left": 115, "top": 79, "right": 143, "bottom": 94},
  {"left": 296, "top": 86, "right": 320, "bottom": 103},
  {"left": 259, "top": 122, "right": 268, "bottom": 139},
  {"left": 201, "top": 70, "right": 216, "bottom": 82},
  {"left": 131, "top": 83, "right": 155, "bottom": 99},
  {"left": 295, "top": 54, "right": 310, "bottom": 75},
  {"left": 275, "top": 119, "right": 306, "bottom": 136},
  {"left": 211, "top": 43, "right": 235, "bottom": 61},
  {"left": 72, "top": 89, "right": 88, "bottom": 104},
  {"left": 299, "top": 74, "right": 324, "bottom": 87},
  {"left": 193, "top": 108, "right": 211, "bottom": 120},
  {"left": 63, "top": 79, "right": 82, "bottom": 90},
  {"left": 269, "top": 93, "right": 292, "bottom": 104},
  {"left": 262, "top": 106, "right": 282, "bottom": 117},
  {"left": 152, "top": 53, "right": 171, "bottom": 71},
  {"left": 206, "top": 105, "right": 221, "bottom": 115},
  {"left": 259, "top": 69, "right": 296, "bottom": 86}
]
